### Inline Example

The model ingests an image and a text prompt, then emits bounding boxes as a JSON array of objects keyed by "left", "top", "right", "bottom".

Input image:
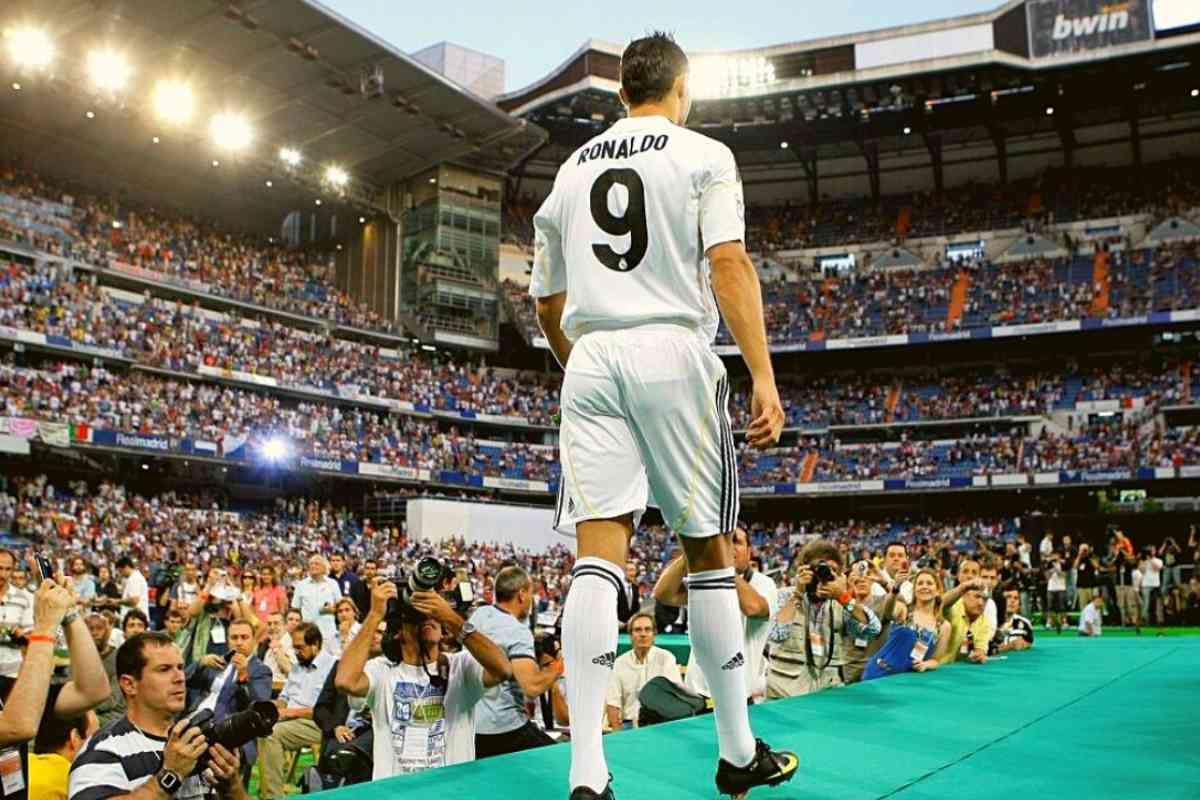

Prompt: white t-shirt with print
[{"left": 364, "top": 652, "right": 486, "bottom": 779}]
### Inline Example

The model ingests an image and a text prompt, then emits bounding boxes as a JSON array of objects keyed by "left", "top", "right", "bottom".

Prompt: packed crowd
[
  {"left": 503, "top": 239, "right": 1200, "bottom": 347},
  {"left": 8, "top": 355, "right": 1200, "bottom": 487},
  {"left": 1, "top": 469, "right": 1193, "bottom": 800},
  {"left": 0, "top": 259, "right": 560, "bottom": 424},
  {"left": 0, "top": 164, "right": 394, "bottom": 333},
  {"left": 0, "top": 361, "right": 559, "bottom": 483},
  {"left": 727, "top": 358, "right": 1192, "bottom": 430}
]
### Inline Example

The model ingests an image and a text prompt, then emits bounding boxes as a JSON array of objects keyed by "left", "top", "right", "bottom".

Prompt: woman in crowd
[
  {"left": 252, "top": 565, "right": 289, "bottom": 620},
  {"left": 861, "top": 569, "right": 950, "bottom": 681},
  {"left": 239, "top": 571, "right": 258, "bottom": 607}
]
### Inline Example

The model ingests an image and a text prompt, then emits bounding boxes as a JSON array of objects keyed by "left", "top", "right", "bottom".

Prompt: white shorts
[{"left": 554, "top": 324, "right": 738, "bottom": 538}]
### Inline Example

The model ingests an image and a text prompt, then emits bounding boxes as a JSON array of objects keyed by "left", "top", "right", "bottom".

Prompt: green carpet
[
  {"left": 619, "top": 628, "right": 1200, "bottom": 666},
  {"left": 317, "top": 636, "right": 1199, "bottom": 800}
]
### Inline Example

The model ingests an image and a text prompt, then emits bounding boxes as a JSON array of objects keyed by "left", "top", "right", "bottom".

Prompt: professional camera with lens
[
  {"left": 805, "top": 561, "right": 837, "bottom": 598},
  {"left": 385, "top": 557, "right": 474, "bottom": 624},
  {"left": 183, "top": 702, "right": 279, "bottom": 776}
]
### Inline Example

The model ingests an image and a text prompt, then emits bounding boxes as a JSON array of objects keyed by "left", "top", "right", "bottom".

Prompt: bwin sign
[{"left": 1052, "top": 8, "right": 1129, "bottom": 40}]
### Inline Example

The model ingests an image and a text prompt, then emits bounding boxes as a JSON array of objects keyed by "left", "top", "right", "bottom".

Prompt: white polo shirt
[
  {"left": 605, "top": 645, "right": 682, "bottom": 726},
  {"left": 1078, "top": 603, "right": 1103, "bottom": 636}
]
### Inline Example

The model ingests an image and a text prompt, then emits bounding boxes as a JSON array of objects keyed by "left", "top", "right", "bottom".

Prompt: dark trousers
[{"left": 474, "top": 721, "right": 555, "bottom": 759}]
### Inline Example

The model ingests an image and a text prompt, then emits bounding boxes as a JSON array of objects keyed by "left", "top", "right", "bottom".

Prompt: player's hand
[
  {"left": 746, "top": 378, "right": 784, "bottom": 449},
  {"left": 334, "top": 725, "right": 355, "bottom": 744}
]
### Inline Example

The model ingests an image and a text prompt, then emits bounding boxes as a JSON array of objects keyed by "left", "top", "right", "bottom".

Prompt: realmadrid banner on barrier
[{"left": 1027, "top": 0, "right": 1153, "bottom": 57}]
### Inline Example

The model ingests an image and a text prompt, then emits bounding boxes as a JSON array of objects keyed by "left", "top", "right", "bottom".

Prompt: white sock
[
  {"left": 688, "top": 567, "right": 756, "bottom": 767},
  {"left": 564, "top": 556, "right": 621, "bottom": 793}
]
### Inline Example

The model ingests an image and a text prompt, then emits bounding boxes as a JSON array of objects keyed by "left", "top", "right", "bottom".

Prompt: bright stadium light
[
  {"left": 87, "top": 48, "right": 132, "bottom": 92},
  {"left": 260, "top": 437, "right": 291, "bottom": 463},
  {"left": 279, "top": 146, "right": 302, "bottom": 167},
  {"left": 1045, "top": 106, "right": 1055, "bottom": 116},
  {"left": 210, "top": 112, "right": 254, "bottom": 151},
  {"left": 1193, "top": 88, "right": 1199, "bottom": 98},
  {"left": 152, "top": 79, "right": 194, "bottom": 125},
  {"left": 4, "top": 28, "right": 55, "bottom": 70},
  {"left": 690, "top": 55, "right": 775, "bottom": 99},
  {"left": 325, "top": 165, "right": 348, "bottom": 189}
]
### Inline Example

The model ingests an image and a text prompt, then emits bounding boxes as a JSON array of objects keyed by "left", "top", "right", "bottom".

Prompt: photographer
[
  {"left": 940, "top": 578, "right": 992, "bottom": 664},
  {"left": 334, "top": 574, "right": 512, "bottom": 777},
  {"left": 69, "top": 633, "right": 247, "bottom": 800},
  {"left": 181, "top": 574, "right": 257, "bottom": 687},
  {"left": 1045, "top": 552, "right": 1068, "bottom": 632},
  {"left": 765, "top": 540, "right": 881, "bottom": 698},
  {"left": 469, "top": 566, "right": 562, "bottom": 758},
  {"left": 655, "top": 528, "right": 777, "bottom": 704},
  {"left": 185, "top": 620, "right": 271, "bottom": 777},
  {"left": 1, "top": 579, "right": 109, "bottom": 800}
]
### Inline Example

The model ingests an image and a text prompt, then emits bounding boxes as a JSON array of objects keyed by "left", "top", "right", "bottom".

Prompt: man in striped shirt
[{"left": 68, "top": 633, "right": 248, "bottom": 800}]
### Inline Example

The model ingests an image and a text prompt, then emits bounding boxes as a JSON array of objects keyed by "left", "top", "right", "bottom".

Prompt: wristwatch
[
  {"left": 156, "top": 769, "right": 183, "bottom": 796},
  {"left": 456, "top": 621, "right": 477, "bottom": 646},
  {"left": 62, "top": 610, "right": 79, "bottom": 627}
]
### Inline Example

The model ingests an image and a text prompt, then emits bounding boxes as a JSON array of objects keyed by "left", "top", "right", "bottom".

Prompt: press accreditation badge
[{"left": 0, "top": 749, "right": 24, "bottom": 796}]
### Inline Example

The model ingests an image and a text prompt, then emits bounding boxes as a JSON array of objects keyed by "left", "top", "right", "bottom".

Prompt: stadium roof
[
  {"left": 497, "top": 0, "right": 1200, "bottom": 179},
  {"left": 0, "top": 0, "right": 545, "bottom": 230}
]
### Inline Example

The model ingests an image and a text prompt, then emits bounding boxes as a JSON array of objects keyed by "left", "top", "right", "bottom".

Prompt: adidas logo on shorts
[
  {"left": 721, "top": 652, "right": 745, "bottom": 671},
  {"left": 592, "top": 651, "right": 616, "bottom": 669}
]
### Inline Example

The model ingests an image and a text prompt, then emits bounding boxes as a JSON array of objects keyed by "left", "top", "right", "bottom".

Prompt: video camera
[{"left": 182, "top": 702, "right": 279, "bottom": 776}]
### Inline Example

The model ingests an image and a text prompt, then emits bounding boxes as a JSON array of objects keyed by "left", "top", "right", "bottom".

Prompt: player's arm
[
  {"left": 701, "top": 146, "right": 783, "bottom": 449},
  {"left": 531, "top": 186, "right": 571, "bottom": 370},
  {"left": 535, "top": 292, "right": 572, "bottom": 370}
]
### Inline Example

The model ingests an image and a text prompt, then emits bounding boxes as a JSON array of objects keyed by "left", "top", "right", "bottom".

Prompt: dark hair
[
  {"left": 620, "top": 32, "right": 689, "bottom": 107},
  {"left": 228, "top": 618, "right": 256, "bottom": 636},
  {"left": 885, "top": 542, "right": 907, "bottom": 555},
  {"left": 121, "top": 609, "right": 150, "bottom": 633},
  {"left": 294, "top": 622, "right": 323, "bottom": 648},
  {"left": 116, "top": 557, "right": 134, "bottom": 570},
  {"left": 116, "top": 632, "right": 176, "bottom": 683},
  {"left": 34, "top": 685, "right": 88, "bottom": 755},
  {"left": 800, "top": 539, "right": 843, "bottom": 568},
  {"left": 166, "top": 608, "right": 185, "bottom": 621}
]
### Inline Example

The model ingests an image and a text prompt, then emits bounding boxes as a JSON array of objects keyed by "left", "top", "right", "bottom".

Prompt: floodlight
[
  {"left": 5, "top": 28, "right": 55, "bottom": 70},
  {"left": 152, "top": 79, "right": 194, "bottom": 125},
  {"left": 279, "top": 147, "right": 302, "bottom": 167},
  {"left": 1192, "top": 88, "right": 1199, "bottom": 98},
  {"left": 325, "top": 165, "right": 348, "bottom": 188},
  {"left": 903, "top": 126, "right": 912, "bottom": 135},
  {"left": 87, "top": 49, "right": 132, "bottom": 92},
  {"left": 1045, "top": 106, "right": 1055, "bottom": 116},
  {"left": 780, "top": 141, "right": 788, "bottom": 149},
  {"left": 261, "top": 437, "right": 290, "bottom": 462},
  {"left": 210, "top": 111, "right": 254, "bottom": 151}
]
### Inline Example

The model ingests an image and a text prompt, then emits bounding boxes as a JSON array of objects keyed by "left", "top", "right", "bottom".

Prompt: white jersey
[{"left": 530, "top": 115, "right": 745, "bottom": 344}]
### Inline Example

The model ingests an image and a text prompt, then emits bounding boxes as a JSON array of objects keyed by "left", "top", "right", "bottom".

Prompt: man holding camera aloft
[
  {"left": 69, "top": 633, "right": 247, "bottom": 800},
  {"left": 765, "top": 541, "right": 881, "bottom": 698},
  {"left": 334, "top": 575, "right": 512, "bottom": 778}
]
